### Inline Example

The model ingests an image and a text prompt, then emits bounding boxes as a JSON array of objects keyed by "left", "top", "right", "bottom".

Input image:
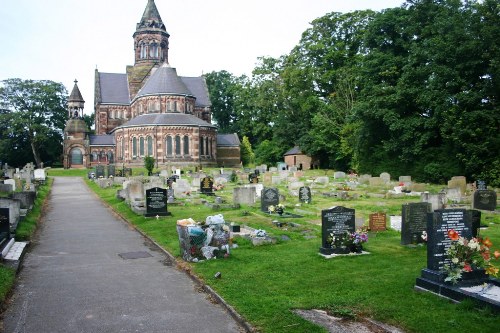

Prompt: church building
[{"left": 63, "top": 0, "right": 241, "bottom": 169}]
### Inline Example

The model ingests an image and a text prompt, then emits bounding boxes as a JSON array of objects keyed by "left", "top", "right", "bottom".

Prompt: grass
[{"left": 82, "top": 169, "right": 500, "bottom": 333}]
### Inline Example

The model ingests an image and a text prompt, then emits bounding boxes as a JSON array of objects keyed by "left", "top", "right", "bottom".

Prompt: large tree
[{"left": 0, "top": 79, "right": 68, "bottom": 167}]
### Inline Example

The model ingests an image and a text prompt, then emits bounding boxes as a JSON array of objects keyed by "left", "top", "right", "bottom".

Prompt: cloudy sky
[{"left": 0, "top": 0, "right": 404, "bottom": 115}]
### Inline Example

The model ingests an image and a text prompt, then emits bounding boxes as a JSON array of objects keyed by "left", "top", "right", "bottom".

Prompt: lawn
[{"left": 83, "top": 168, "right": 500, "bottom": 333}]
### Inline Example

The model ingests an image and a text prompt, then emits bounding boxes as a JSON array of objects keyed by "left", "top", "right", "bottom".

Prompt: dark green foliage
[
  {"left": 240, "top": 136, "right": 254, "bottom": 167},
  {"left": 144, "top": 156, "right": 155, "bottom": 176}
]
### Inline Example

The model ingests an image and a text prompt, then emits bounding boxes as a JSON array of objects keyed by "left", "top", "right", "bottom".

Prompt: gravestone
[
  {"left": 233, "top": 187, "right": 256, "bottom": 205},
  {"left": 34, "top": 169, "right": 46, "bottom": 181},
  {"left": 369, "top": 177, "right": 383, "bottom": 186},
  {"left": 369, "top": 212, "right": 387, "bottom": 231},
  {"left": 467, "top": 210, "right": 481, "bottom": 238},
  {"left": 0, "top": 208, "right": 10, "bottom": 247},
  {"left": 126, "top": 181, "right": 144, "bottom": 203},
  {"left": 401, "top": 202, "right": 432, "bottom": 245},
  {"left": 314, "top": 176, "right": 329, "bottom": 185},
  {"left": 200, "top": 176, "right": 214, "bottom": 195},
  {"left": 334, "top": 171, "right": 346, "bottom": 179},
  {"left": 107, "top": 165, "right": 116, "bottom": 177},
  {"left": 359, "top": 174, "right": 371, "bottom": 184},
  {"left": 271, "top": 176, "right": 282, "bottom": 185},
  {"left": 11, "top": 192, "right": 36, "bottom": 210},
  {"left": 145, "top": 187, "right": 170, "bottom": 217},
  {"left": 277, "top": 162, "right": 287, "bottom": 171},
  {"left": 421, "top": 192, "right": 446, "bottom": 211},
  {"left": 319, "top": 206, "right": 355, "bottom": 255},
  {"left": 472, "top": 190, "right": 496, "bottom": 211},
  {"left": 123, "top": 168, "right": 133, "bottom": 177},
  {"left": 269, "top": 167, "right": 278, "bottom": 172},
  {"left": 95, "top": 165, "right": 105, "bottom": 178},
  {"left": 476, "top": 180, "right": 487, "bottom": 190},
  {"left": 447, "top": 176, "right": 466, "bottom": 194},
  {"left": 0, "top": 184, "right": 13, "bottom": 193},
  {"left": 399, "top": 176, "right": 412, "bottom": 183},
  {"left": 380, "top": 172, "right": 391, "bottom": 183},
  {"left": 167, "top": 188, "right": 175, "bottom": 200},
  {"left": 299, "top": 186, "right": 312, "bottom": 203},
  {"left": 390, "top": 215, "right": 402, "bottom": 231},
  {"left": 0, "top": 198, "right": 21, "bottom": 231},
  {"left": 261, "top": 187, "right": 279, "bottom": 212},
  {"left": 4, "top": 179, "right": 15, "bottom": 192}
]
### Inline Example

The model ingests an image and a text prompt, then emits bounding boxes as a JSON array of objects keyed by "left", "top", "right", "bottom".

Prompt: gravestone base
[
  {"left": 415, "top": 269, "right": 500, "bottom": 312},
  {"left": 145, "top": 211, "right": 172, "bottom": 217},
  {"left": 319, "top": 250, "right": 370, "bottom": 259}
]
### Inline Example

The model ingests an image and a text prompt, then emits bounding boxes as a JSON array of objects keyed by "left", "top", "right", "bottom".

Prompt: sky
[{"left": 0, "top": 0, "right": 404, "bottom": 116}]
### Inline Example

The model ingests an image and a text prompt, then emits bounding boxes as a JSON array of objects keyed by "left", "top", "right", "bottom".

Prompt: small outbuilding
[{"left": 283, "top": 146, "right": 314, "bottom": 170}]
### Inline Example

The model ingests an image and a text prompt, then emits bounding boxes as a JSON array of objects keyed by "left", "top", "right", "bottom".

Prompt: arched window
[
  {"left": 70, "top": 148, "right": 83, "bottom": 165},
  {"left": 147, "top": 136, "right": 153, "bottom": 156},
  {"left": 132, "top": 137, "right": 137, "bottom": 159},
  {"left": 200, "top": 137, "right": 204, "bottom": 156},
  {"left": 139, "top": 104, "right": 143, "bottom": 115},
  {"left": 166, "top": 136, "right": 172, "bottom": 156},
  {"left": 174, "top": 101, "right": 178, "bottom": 112},
  {"left": 139, "top": 137, "right": 145, "bottom": 156},
  {"left": 107, "top": 151, "right": 114, "bottom": 163},
  {"left": 150, "top": 42, "right": 158, "bottom": 58},
  {"left": 183, "top": 136, "right": 189, "bottom": 155},
  {"left": 140, "top": 42, "right": 147, "bottom": 59},
  {"left": 205, "top": 138, "right": 209, "bottom": 157},
  {"left": 155, "top": 101, "right": 160, "bottom": 112},
  {"left": 175, "top": 136, "right": 181, "bottom": 155},
  {"left": 167, "top": 101, "right": 171, "bottom": 112}
]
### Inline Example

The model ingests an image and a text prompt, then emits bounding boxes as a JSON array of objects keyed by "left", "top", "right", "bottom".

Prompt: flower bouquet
[
  {"left": 444, "top": 229, "right": 500, "bottom": 284},
  {"left": 327, "top": 228, "right": 368, "bottom": 254},
  {"left": 268, "top": 204, "right": 285, "bottom": 216}
]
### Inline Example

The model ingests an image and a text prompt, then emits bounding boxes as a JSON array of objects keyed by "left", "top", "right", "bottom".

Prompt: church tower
[{"left": 128, "top": 0, "right": 169, "bottom": 98}]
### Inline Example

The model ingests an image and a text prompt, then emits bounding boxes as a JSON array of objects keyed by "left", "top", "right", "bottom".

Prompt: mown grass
[{"left": 85, "top": 170, "right": 500, "bottom": 333}]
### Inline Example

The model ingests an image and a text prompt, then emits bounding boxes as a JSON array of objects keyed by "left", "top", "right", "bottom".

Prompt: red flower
[
  {"left": 447, "top": 229, "right": 459, "bottom": 241},
  {"left": 482, "top": 251, "right": 490, "bottom": 260},
  {"left": 482, "top": 237, "right": 493, "bottom": 248},
  {"left": 494, "top": 251, "right": 500, "bottom": 259},
  {"left": 463, "top": 264, "right": 472, "bottom": 272}
]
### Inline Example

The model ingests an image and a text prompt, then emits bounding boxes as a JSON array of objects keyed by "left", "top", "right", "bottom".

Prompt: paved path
[{"left": 2, "top": 177, "right": 242, "bottom": 333}]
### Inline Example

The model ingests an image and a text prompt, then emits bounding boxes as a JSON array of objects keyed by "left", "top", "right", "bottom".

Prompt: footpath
[{"left": 1, "top": 177, "right": 243, "bottom": 333}]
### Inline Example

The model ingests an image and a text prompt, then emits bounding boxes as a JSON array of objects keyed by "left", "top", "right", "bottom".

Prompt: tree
[
  {"left": 0, "top": 79, "right": 67, "bottom": 167},
  {"left": 240, "top": 136, "right": 254, "bottom": 167},
  {"left": 144, "top": 156, "right": 155, "bottom": 176}
]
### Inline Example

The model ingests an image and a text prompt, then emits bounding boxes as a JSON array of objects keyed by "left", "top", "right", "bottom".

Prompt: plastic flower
[
  {"left": 486, "top": 266, "right": 499, "bottom": 276},
  {"left": 494, "top": 251, "right": 500, "bottom": 259},
  {"left": 483, "top": 237, "right": 493, "bottom": 248},
  {"left": 447, "top": 229, "right": 459, "bottom": 241},
  {"left": 463, "top": 264, "right": 472, "bottom": 272}
]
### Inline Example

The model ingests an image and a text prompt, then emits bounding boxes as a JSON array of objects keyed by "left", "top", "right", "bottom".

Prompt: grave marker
[
  {"left": 200, "top": 176, "right": 214, "bottom": 195},
  {"left": 369, "top": 212, "right": 387, "bottom": 231},
  {"left": 0, "top": 208, "right": 10, "bottom": 246},
  {"left": 299, "top": 186, "right": 312, "bottom": 203},
  {"left": 472, "top": 190, "right": 496, "bottom": 211},
  {"left": 145, "top": 187, "right": 170, "bottom": 217},
  {"left": 401, "top": 202, "right": 432, "bottom": 245},
  {"left": 261, "top": 187, "right": 279, "bottom": 212},
  {"left": 319, "top": 206, "right": 355, "bottom": 255},
  {"left": 476, "top": 180, "right": 487, "bottom": 190},
  {"left": 95, "top": 165, "right": 105, "bottom": 178}
]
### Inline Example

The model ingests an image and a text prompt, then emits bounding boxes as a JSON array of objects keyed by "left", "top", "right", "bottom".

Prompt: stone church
[{"left": 63, "top": 0, "right": 240, "bottom": 169}]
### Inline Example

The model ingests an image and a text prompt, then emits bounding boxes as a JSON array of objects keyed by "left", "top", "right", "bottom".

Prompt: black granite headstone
[
  {"left": 0, "top": 208, "right": 10, "bottom": 246},
  {"left": 401, "top": 202, "right": 432, "bottom": 245},
  {"left": 299, "top": 186, "right": 312, "bottom": 203},
  {"left": 426, "top": 209, "right": 472, "bottom": 272},
  {"left": 261, "top": 187, "right": 279, "bottom": 212},
  {"left": 319, "top": 206, "right": 355, "bottom": 255},
  {"left": 145, "top": 187, "right": 170, "bottom": 217},
  {"left": 95, "top": 165, "right": 105, "bottom": 178},
  {"left": 200, "top": 177, "right": 214, "bottom": 195},
  {"left": 467, "top": 210, "right": 481, "bottom": 238},
  {"left": 107, "top": 165, "right": 115, "bottom": 177},
  {"left": 472, "top": 190, "right": 497, "bottom": 211},
  {"left": 476, "top": 180, "right": 487, "bottom": 190}
]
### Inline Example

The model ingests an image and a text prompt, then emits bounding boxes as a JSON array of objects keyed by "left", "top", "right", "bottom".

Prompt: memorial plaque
[
  {"left": 200, "top": 176, "right": 214, "bottom": 195},
  {"left": 261, "top": 187, "right": 279, "bottom": 212},
  {"left": 299, "top": 186, "right": 312, "bottom": 203},
  {"left": 472, "top": 190, "right": 496, "bottom": 211},
  {"left": 426, "top": 209, "right": 472, "bottom": 271},
  {"left": 95, "top": 165, "right": 105, "bottom": 178},
  {"left": 145, "top": 187, "right": 170, "bottom": 217},
  {"left": 0, "top": 208, "right": 10, "bottom": 246},
  {"left": 369, "top": 212, "right": 387, "bottom": 231},
  {"left": 401, "top": 202, "right": 432, "bottom": 245},
  {"left": 319, "top": 206, "right": 355, "bottom": 255}
]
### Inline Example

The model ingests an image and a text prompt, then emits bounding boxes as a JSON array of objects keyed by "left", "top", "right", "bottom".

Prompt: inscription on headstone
[
  {"left": 107, "top": 165, "right": 116, "bottom": 177},
  {"left": 95, "top": 165, "right": 105, "bottom": 178},
  {"left": 200, "top": 177, "right": 214, "bottom": 195},
  {"left": 319, "top": 206, "right": 355, "bottom": 255},
  {"left": 476, "top": 180, "right": 487, "bottom": 190},
  {"left": 401, "top": 202, "right": 432, "bottom": 245},
  {"left": 369, "top": 212, "right": 387, "bottom": 231},
  {"left": 145, "top": 187, "right": 170, "bottom": 217},
  {"left": 426, "top": 209, "right": 472, "bottom": 272},
  {"left": 261, "top": 187, "right": 279, "bottom": 212},
  {"left": 299, "top": 186, "right": 311, "bottom": 203},
  {"left": 472, "top": 190, "right": 496, "bottom": 211}
]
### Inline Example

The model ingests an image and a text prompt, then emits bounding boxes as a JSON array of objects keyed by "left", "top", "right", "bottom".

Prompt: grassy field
[{"left": 81, "top": 168, "right": 500, "bottom": 333}]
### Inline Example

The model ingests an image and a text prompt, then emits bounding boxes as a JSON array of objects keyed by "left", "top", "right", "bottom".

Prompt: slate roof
[
  {"left": 89, "top": 135, "right": 116, "bottom": 146},
  {"left": 181, "top": 76, "right": 211, "bottom": 107},
  {"left": 137, "top": 0, "right": 166, "bottom": 32},
  {"left": 217, "top": 133, "right": 241, "bottom": 147},
  {"left": 98, "top": 73, "right": 130, "bottom": 104},
  {"left": 113, "top": 113, "right": 216, "bottom": 131},
  {"left": 69, "top": 80, "right": 84, "bottom": 103},
  {"left": 135, "top": 64, "right": 191, "bottom": 99},
  {"left": 284, "top": 146, "right": 304, "bottom": 156}
]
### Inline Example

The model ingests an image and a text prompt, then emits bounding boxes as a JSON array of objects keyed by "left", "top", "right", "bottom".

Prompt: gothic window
[
  {"left": 183, "top": 136, "right": 189, "bottom": 155},
  {"left": 147, "top": 136, "right": 153, "bottom": 156},
  {"left": 139, "top": 137, "right": 145, "bottom": 156},
  {"left": 132, "top": 137, "right": 137, "bottom": 159},
  {"left": 200, "top": 137, "right": 204, "bottom": 156},
  {"left": 155, "top": 101, "right": 160, "bottom": 112},
  {"left": 166, "top": 136, "right": 173, "bottom": 156}
]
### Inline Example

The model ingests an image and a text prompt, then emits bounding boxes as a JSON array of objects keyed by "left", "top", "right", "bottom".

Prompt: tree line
[{"left": 204, "top": 0, "right": 499, "bottom": 186}]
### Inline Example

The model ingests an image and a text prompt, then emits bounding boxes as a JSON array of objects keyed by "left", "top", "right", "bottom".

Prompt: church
[{"left": 63, "top": 0, "right": 241, "bottom": 169}]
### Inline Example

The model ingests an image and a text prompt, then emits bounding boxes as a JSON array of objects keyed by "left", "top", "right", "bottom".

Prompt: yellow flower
[{"left": 485, "top": 266, "right": 499, "bottom": 276}]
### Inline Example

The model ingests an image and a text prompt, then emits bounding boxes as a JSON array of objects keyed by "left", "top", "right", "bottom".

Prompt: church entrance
[{"left": 70, "top": 148, "right": 83, "bottom": 166}]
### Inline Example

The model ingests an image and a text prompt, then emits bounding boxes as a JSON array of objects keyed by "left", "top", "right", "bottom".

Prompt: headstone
[
  {"left": 476, "top": 180, "right": 487, "bottom": 190},
  {"left": 277, "top": 162, "right": 287, "bottom": 171},
  {"left": 34, "top": 169, "right": 46, "bottom": 181},
  {"left": 355, "top": 217, "right": 365, "bottom": 229},
  {"left": 472, "top": 190, "right": 496, "bottom": 211},
  {"left": 4, "top": 179, "right": 15, "bottom": 192},
  {"left": 401, "top": 202, "right": 432, "bottom": 245},
  {"left": 271, "top": 176, "right": 282, "bottom": 185},
  {"left": 269, "top": 167, "right": 278, "bottom": 172},
  {"left": 248, "top": 173, "right": 259, "bottom": 184},
  {"left": 314, "top": 176, "right": 329, "bottom": 185},
  {"left": 145, "top": 187, "right": 170, "bottom": 217},
  {"left": 200, "top": 176, "right": 214, "bottom": 195},
  {"left": 298, "top": 186, "right": 312, "bottom": 203},
  {"left": 399, "top": 176, "right": 412, "bottom": 183},
  {"left": 426, "top": 209, "right": 473, "bottom": 272},
  {"left": 468, "top": 210, "right": 481, "bottom": 238},
  {"left": 319, "top": 206, "right": 355, "bottom": 255},
  {"left": 369, "top": 177, "right": 383, "bottom": 186},
  {"left": 380, "top": 172, "right": 391, "bottom": 183},
  {"left": 359, "top": 174, "right": 371, "bottom": 184},
  {"left": 95, "top": 165, "right": 105, "bottom": 178},
  {"left": 0, "top": 184, "right": 13, "bottom": 193},
  {"left": 126, "top": 181, "right": 144, "bottom": 203},
  {"left": 420, "top": 192, "right": 446, "bottom": 211},
  {"left": 446, "top": 188, "right": 462, "bottom": 202},
  {"left": 11, "top": 192, "right": 36, "bottom": 210},
  {"left": 288, "top": 181, "right": 304, "bottom": 190},
  {"left": 167, "top": 188, "right": 175, "bottom": 200},
  {"left": 390, "top": 215, "right": 402, "bottom": 231},
  {"left": 261, "top": 187, "right": 279, "bottom": 212},
  {"left": 334, "top": 171, "right": 346, "bottom": 179},
  {"left": 233, "top": 187, "right": 256, "bottom": 205},
  {"left": 369, "top": 212, "right": 387, "bottom": 231},
  {"left": 447, "top": 176, "right": 466, "bottom": 195},
  {"left": 107, "top": 165, "right": 116, "bottom": 177},
  {"left": 0, "top": 208, "right": 10, "bottom": 246},
  {"left": 0, "top": 198, "right": 21, "bottom": 231},
  {"left": 160, "top": 170, "right": 169, "bottom": 178},
  {"left": 289, "top": 166, "right": 298, "bottom": 172}
]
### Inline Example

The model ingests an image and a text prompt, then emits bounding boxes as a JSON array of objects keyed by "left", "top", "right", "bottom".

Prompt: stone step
[{"left": 3, "top": 241, "right": 28, "bottom": 261}]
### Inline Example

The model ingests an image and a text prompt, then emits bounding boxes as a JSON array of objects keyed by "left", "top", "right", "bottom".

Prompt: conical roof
[
  {"left": 137, "top": 0, "right": 167, "bottom": 31},
  {"left": 134, "top": 63, "right": 192, "bottom": 99},
  {"left": 69, "top": 80, "right": 84, "bottom": 103}
]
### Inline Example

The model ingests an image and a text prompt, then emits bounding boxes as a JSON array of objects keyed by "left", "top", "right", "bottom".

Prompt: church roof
[
  {"left": 113, "top": 113, "right": 216, "bottom": 131},
  {"left": 98, "top": 73, "right": 130, "bottom": 104},
  {"left": 284, "top": 146, "right": 304, "bottom": 156},
  {"left": 89, "top": 135, "right": 115, "bottom": 146},
  {"left": 217, "top": 134, "right": 240, "bottom": 147},
  {"left": 135, "top": 64, "right": 191, "bottom": 99},
  {"left": 137, "top": 0, "right": 167, "bottom": 32},
  {"left": 181, "top": 77, "right": 211, "bottom": 107},
  {"left": 69, "top": 80, "right": 84, "bottom": 103}
]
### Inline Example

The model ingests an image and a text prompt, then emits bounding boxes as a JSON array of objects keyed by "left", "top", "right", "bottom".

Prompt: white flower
[
  {"left": 468, "top": 239, "right": 479, "bottom": 250},
  {"left": 452, "top": 257, "right": 459, "bottom": 264},
  {"left": 458, "top": 237, "right": 465, "bottom": 246}
]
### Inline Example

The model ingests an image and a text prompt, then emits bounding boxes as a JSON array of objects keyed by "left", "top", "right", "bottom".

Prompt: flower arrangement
[
  {"left": 268, "top": 204, "right": 285, "bottom": 215},
  {"left": 327, "top": 228, "right": 369, "bottom": 253},
  {"left": 444, "top": 229, "right": 500, "bottom": 284}
]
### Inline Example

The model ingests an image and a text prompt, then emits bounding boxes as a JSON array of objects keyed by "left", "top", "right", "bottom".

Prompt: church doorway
[{"left": 70, "top": 148, "right": 83, "bottom": 166}]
